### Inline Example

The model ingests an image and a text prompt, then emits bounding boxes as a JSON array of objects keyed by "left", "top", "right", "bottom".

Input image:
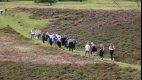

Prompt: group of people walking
[
  {"left": 84, "top": 42, "right": 115, "bottom": 61},
  {"left": 0, "top": 8, "right": 7, "bottom": 15},
  {"left": 41, "top": 32, "right": 77, "bottom": 52},
  {"left": 31, "top": 29, "right": 41, "bottom": 40},
  {"left": 31, "top": 29, "right": 115, "bottom": 61},
  {"left": 31, "top": 29, "right": 76, "bottom": 52}
]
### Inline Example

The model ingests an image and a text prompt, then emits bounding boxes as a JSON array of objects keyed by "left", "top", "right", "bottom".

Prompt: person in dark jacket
[
  {"left": 64, "top": 34, "right": 68, "bottom": 48},
  {"left": 45, "top": 32, "right": 49, "bottom": 43},
  {"left": 72, "top": 39, "right": 76, "bottom": 51},
  {"left": 61, "top": 35, "right": 66, "bottom": 50},
  {"left": 91, "top": 42, "right": 97, "bottom": 56},
  {"left": 41, "top": 32, "right": 46, "bottom": 43},
  {"left": 67, "top": 39, "right": 74, "bottom": 52},
  {"left": 99, "top": 43, "right": 105, "bottom": 60}
]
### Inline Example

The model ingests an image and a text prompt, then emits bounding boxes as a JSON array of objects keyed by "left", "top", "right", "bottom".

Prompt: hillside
[
  {"left": 14, "top": 7, "right": 141, "bottom": 65},
  {"left": 0, "top": 25, "right": 141, "bottom": 80},
  {"left": 0, "top": 0, "right": 141, "bottom": 79}
]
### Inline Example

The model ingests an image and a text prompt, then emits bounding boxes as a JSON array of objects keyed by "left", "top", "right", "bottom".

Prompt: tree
[
  {"left": 35, "top": 0, "right": 57, "bottom": 6},
  {"left": 48, "top": 0, "right": 56, "bottom": 6},
  {"left": 112, "top": 0, "right": 121, "bottom": 7},
  {"left": 80, "top": 0, "right": 82, "bottom": 2},
  {"left": 132, "top": 0, "right": 141, "bottom": 8}
]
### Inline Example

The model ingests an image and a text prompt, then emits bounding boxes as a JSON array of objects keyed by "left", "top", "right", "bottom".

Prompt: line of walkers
[
  {"left": 31, "top": 29, "right": 41, "bottom": 40},
  {"left": 31, "top": 29, "right": 115, "bottom": 61},
  {"left": 84, "top": 42, "right": 115, "bottom": 61},
  {"left": 42, "top": 32, "right": 77, "bottom": 52},
  {"left": 31, "top": 29, "right": 76, "bottom": 52},
  {"left": 0, "top": 8, "right": 7, "bottom": 15}
]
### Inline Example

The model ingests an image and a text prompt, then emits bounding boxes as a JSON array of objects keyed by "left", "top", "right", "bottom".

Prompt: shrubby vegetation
[
  {"left": 0, "top": 61, "right": 140, "bottom": 80},
  {"left": 14, "top": 7, "right": 141, "bottom": 65},
  {"left": 34, "top": 0, "right": 58, "bottom": 6}
]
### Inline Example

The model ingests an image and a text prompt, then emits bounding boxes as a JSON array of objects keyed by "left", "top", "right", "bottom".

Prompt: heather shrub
[{"left": 14, "top": 7, "right": 141, "bottom": 65}]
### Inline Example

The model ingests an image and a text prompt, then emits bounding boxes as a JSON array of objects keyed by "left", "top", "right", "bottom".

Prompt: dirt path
[{"left": 0, "top": 26, "right": 99, "bottom": 66}]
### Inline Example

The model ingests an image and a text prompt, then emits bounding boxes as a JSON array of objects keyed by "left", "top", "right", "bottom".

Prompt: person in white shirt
[
  {"left": 48, "top": 32, "right": 53, "bottom": 46},
  {"left": 100, "top": 43, "right": 105, "bottom": 60},
  {"left": 109, "top": 43, "right": 115, "bottom": 61},
  {"left": 31, "top": 29, "right": 35, "bottom": 39},
  {"left": 57, "top": 34, "right": 62, "bottom": 48},
  {"left": 0, "top": 8, "right": 3, "bottom": 14},
  {"left": 84, "top": 42, "right": 91, "bottom": 57}
]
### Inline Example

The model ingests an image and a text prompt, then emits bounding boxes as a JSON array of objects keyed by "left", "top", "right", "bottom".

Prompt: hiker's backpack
[{"left": 53, "top": 35, "right": 58, "bottom": 41}]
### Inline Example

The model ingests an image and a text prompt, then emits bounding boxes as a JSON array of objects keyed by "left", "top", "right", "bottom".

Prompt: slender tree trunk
[
  {"left": 50, "top": 2, "right": 52, "bottom": 6},
  {"left": 136, "top": 1, "right": 140, "bottom": 8},
  {"left": 113, "top": 0, "right": 121, "bottom": 7}
]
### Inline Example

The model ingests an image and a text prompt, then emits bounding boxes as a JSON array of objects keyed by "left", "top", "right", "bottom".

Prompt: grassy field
[{"left": 0, "top": 0, "right": 141, "bottom": 10}]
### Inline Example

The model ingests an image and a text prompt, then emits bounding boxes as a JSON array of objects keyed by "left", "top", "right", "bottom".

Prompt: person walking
[
  {"left": 45, "top": 32, "right": 50, "bottom": 43},
  {"left": 53, "top": 33, "right": 58, "bottom": 47},
  {"left": 38, "top": 29, "right": 41, "bottom": 39},
  {"left": 61, "top": 34, "right": 66, "bottom": 50},
  {"left": 109, "top": 43, "right": 115, "bottom": 61},
  {"left": 48, "top": 32, "right": 53, "bottom": 46},
  {"left": 91, "top": 42, "right": 97, "bottom": 56},
  {"left": 99, "top": 43, "right": 105, "bottom": 60},
  {"left": 64, "top": 34, "right": 68, "bottom": 48},
  {"left": 57, "top": 34, "right": 62, "bottom": 48},
  {"left": 72, "top": 38, "right": 76, "bottom": 51},
  {"left": 0, "top": 8, "right": 3, "bottom": 15},
  {"left": 41, "top": 32, "right": 46, "bottom": 43},
  {"left": 67, "top": 38, "right": 74, "bottom": 52},
  {"left": 3, "top": 8, "right": 7, "bottom": 15},
  {"left": 31, "top": 29, "right": 35, "bottom": 39},
  {"left": 84, "top": 42, "right": 91, "bottom": 58},
  {"left": 35, "top": 29, "right": 38, "bottom": 39}
]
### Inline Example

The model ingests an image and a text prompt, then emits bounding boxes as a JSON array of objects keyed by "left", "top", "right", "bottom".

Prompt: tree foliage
[
  {"left": 35, "top": 0, "right": 57, "bottom": 6},
  {"left": 58, "top": 0, "right": 84, "bottom": 2},
  {"left": 131, "top": 0, "right": 141, "bottom": 7},
  {"left": 113, "top": 0, "right": 121, "bottom": 7}
]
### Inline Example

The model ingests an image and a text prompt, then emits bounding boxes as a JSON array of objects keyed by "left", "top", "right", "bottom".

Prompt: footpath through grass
[{"left": 0, "top": 14, "right": 140, "bottom": 70}]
